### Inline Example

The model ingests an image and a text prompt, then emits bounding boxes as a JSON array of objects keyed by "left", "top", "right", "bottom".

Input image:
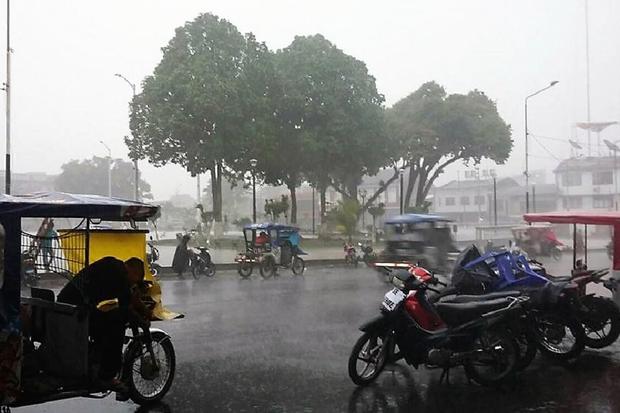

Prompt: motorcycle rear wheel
[
  {"left": 125, "top": 332, "right": 176, "bottom": 405},
  {"left": 348, "top": 332, "right": 388, "bottom": 386},
  {"left": 464, "top": 330, "right": 519, "bottom": 386},
  {"left": 533, "top": 314, "right": 585, "bottom": 360},
  {"left": 291, "top": 257, "right": 305, "bottom": 275},
  {"left": 582, "top": 296, "right": 620, "bottom": 349},
  {"left": 260, "top": 256, "right": 276, "bottom": 279}
]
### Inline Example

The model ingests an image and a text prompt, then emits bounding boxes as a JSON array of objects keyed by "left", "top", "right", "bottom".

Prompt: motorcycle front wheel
[
  {"left": 191, "top": 262, "right": 201, "bottom": 280},
  {"left": 150, "top": 264, "right": 161, "bottom": 278},
  {"left": 464, "top": 330, "right": 518, "bottom": 386},
  {"left": 581, "top": 296, "right": 620, "bottom": 349},
  {"left": 124, "top": 331, "right": 176, "bottom": 405},
  {"left": 348, "top": 332, "right": 388, "bottom": 386},
  {"left": 551, "top": 248, "right": 562, "bottom": 261}
]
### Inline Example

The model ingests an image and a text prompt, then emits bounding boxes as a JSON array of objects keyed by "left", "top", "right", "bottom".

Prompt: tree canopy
[
  {"left": 387, "top": 81, "right": 512, "bottom": 209},
  {"left": 127, "top": 13, "right": 274, "bottom": 221},
  {"left": 123, "top": 12, "right": 513, "bottom": 226},
  {"left": 55, "top": 156, "right": 152, "bottom": 200}
]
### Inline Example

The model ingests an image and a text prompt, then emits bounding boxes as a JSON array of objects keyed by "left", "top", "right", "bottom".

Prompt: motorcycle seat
[
  {"left": 438, "top": 290, "right": 521, "bottom": 304},
  {"left": 544, "top": 274, "right": 572, "bottom": 282},
  {"left": 434, "top": 298, "right": 512, "bottom": 326}
]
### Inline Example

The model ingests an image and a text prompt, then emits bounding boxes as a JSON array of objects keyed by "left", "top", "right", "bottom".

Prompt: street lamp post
[
  {"left": 399, "top": 168, "right": 405, "bottom": 214},
  {"left": 525, "top": 80, "right": 559, "bottom": 213},
  {"left": 100, "top": 140, "right": 112, "bottom": 197},
  {"left": 312, "top": 186, "right": 316, "bottom": 235},
  {"left": 114, "top": 73, "right": 140, "bottom": 201},
  {"left": 250, "top": 159, "right": 258, "bottom": 223},
  {"left": 490, "top": 170, "right": 498, "bottom": 226}
]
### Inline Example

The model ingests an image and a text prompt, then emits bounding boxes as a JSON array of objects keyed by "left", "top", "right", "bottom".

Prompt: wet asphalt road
[{"left": 14, "top": 251, "right": 620, "bottom": 413}]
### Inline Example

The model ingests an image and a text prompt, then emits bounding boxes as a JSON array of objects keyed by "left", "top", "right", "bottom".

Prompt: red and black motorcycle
[{"left": 348, "top": 266, "right": 525, "bottom": 387}]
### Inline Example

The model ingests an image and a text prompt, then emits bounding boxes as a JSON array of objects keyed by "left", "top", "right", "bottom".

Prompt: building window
[
  {"left": 460, "top": 196, "right": 470, "bottom": 206},
  {"left": 561, "top": 171, "right": 582, "bottom": 187},
  {"left": 563, "top": 197, "right": 583, "bottom": 209},
  {"left": 445, "top": 197, "right": 455, "bottom": 206},
  {"left": 593, "top": 171, "right": 613, "bottom": 185},
  {"left": 593, "top": 195, "right": 613, "bottom": 209},
  {"left": 474, "top": 195, "right": 485, "bottom": 205}
]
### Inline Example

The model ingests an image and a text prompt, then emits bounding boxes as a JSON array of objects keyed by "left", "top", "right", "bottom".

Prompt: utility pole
[
  {"left": 4, "top": 0, "right": 11, "bottom": 194},
  {"left": 585, "top": 0, "right": 592, "bottom": 156},
  {"left": 525, "top": 81, "right": 559, "bottom": 213}
]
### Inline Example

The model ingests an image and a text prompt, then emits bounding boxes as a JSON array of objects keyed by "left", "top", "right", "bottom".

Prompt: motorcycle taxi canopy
[
  {"left": 0, "top": 192, "right": 160, "bottom": 220},
  {"left": 0, "top": 192, "right": 176, "bottom": 331},
  {"left": 524, "top": 211, "right": 620, "bottom": 270}
]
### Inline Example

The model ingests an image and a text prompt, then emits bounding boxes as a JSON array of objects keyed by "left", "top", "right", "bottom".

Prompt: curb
[{"left": 156, "top": 258, "right": 351, "bottom": 276}]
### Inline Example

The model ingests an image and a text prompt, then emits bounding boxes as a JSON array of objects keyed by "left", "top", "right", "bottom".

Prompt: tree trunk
[
  {"left": 287, "top": 182, "right": 297, "bottom": 224},
  {"left": 210, "top": 162, "right": 223, "bottom": 222},
  {"left": 404, "top": 165, "right": 416, "bottom": 210},
  {"left": 414, "top": 168, "right": 428, "bottom": 208},
  {"left": 319, "top": 184, "right": 327, "bottom": 224},
  {"left": 346, "top": 181, "right": 358, "bottom": 202}
]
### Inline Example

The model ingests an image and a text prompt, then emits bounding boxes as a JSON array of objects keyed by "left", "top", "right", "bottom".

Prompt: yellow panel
[{"left": 56, "top": 230, "right": 180, "bottom": 319}]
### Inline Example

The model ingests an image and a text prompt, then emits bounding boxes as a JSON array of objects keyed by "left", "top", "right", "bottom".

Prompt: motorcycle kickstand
[{"left": 439, "top": 367, "right": 451, "bottom": 385}]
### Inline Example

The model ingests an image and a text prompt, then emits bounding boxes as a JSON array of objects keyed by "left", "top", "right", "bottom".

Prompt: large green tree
[
  {"left": 127, "top": 13, "right": 274, "bottom": 222},
  {"left": 55, "top": 156, "right": 152, "bottom": 200},
  {"left": 272, "top": 35, "right": 389, "bottom": 222},
  {"left": 388, "top": 81, "right": 512, "bottom": 209}
]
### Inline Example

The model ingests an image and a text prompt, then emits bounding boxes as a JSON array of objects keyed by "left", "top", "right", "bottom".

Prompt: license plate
[{"left": 382, "top": 288, "right": 406, "bottom": 312}]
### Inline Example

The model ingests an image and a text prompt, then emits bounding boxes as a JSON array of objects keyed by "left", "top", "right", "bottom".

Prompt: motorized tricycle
[
  {"left": 0, "top": 192, "right": 180, "bottom": 409},
  {"left": 235, "top": 223, "right": 306, "bottom": 278},
  {"left": 374, "top": 214, "right": 459, "bottom": 279},
  {"left": 511, "top": 224, "right": 564, "bottom": 261}
]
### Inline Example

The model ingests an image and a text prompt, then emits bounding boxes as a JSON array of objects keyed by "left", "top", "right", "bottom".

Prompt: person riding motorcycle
[{"left": 57, "top": 257, "right": 150, "bottom": 391}]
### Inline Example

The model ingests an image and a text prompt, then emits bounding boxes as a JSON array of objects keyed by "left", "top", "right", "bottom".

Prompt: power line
[{"left": 531, "top": 135, "right": 562, "bottom": 161}]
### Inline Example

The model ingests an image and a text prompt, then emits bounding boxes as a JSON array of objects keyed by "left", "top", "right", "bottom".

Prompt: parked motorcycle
[
  {"left": 21, "top": 249, "right": 39, "bottom": 287},
  {"left": 443, "top": 246, "right": 595, "bottom": 360},
  {"left": 344, "top": 243, "right": 358, "bottom": 267},
  {"left": 359, "top": 241, "right": 377, "bottom": 267},
  {"left": 146, "top": 236, "right": 162, "bottom": 277},
  {"left": 348, "top": 266, "right": 523, "bottom": 387},
  {"left": 190, "top": 245, "right": 216, "bottom": 279}
]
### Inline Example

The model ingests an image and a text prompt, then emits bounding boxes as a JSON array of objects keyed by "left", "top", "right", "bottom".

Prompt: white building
[{"left": 554, "top": 156, "right": 617, "bottom": 210}]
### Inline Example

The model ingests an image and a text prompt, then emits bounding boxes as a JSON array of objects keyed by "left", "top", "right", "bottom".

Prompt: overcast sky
[{"left": 2, "top": 0, "right": 619, "bottom": 200}]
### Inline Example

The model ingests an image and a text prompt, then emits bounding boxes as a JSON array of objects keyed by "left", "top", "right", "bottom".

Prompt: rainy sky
[{"left": 1, "top": 0, "right": 619, "bottom": 200}]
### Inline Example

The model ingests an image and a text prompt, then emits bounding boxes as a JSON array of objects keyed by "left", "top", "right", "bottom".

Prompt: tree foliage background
[
  {"left": 55, "top": 156, "right": 152, "bottom": 200},
  {"left": 124, "top": 12, "right": 513, "bottom": 228}
]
